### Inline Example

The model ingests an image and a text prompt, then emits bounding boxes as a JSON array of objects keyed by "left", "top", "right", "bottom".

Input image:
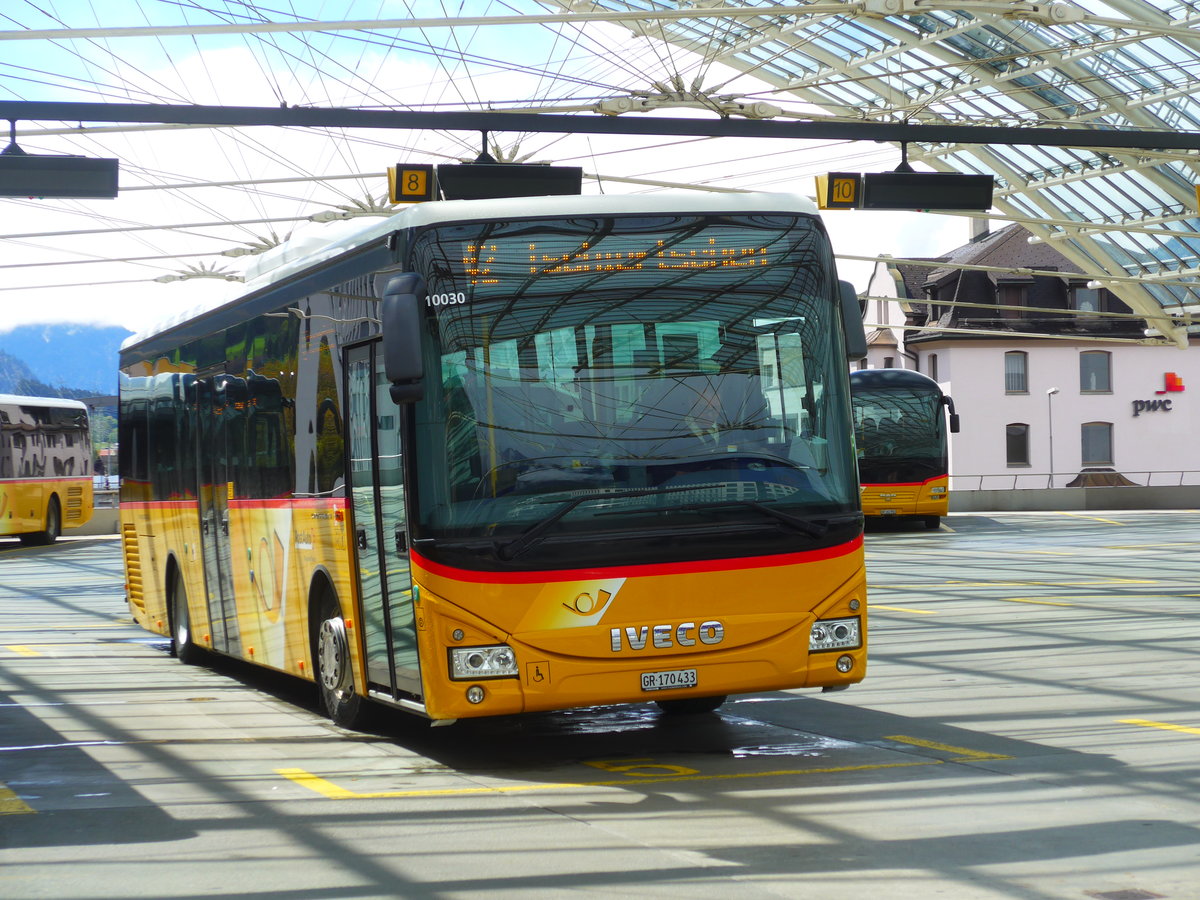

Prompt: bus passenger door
[
  {"left": 346, "top": 343, "right": 421, "bottom": 701},
  {"left": 195, "top": 374, "right": 241, "bottom": 654}
]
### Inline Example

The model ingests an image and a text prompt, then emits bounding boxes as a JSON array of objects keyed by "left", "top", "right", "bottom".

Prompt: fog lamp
[
  {"left": 466, "top": 685, "right": 485, "bottom": 704},
  {"left": 836, "top": 655, "right": 854, "bottom": 673}
]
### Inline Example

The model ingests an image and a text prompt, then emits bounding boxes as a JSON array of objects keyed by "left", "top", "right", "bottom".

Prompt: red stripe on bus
[
  {"left": 121, "top": 498, "right": 348, "bottom": 510},
  {"left": 411, "top": 534, "right": 863, "bottom": 585},
  {"left": 226, "top": 498, "right": 349, "bottom": 509},
  {"left": 860, "top": 474, "right": 948, "bottom": 487}
]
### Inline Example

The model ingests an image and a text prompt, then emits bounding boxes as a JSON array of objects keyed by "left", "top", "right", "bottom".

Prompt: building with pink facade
[{"left": 860, "top": 224, "right": 1199, "bottom": 509}]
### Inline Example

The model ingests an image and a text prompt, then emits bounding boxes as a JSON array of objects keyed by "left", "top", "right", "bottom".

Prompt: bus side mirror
[
  {"left": 381, "top": 273, "right": 426, "bottom": 404},
  {"left": 839, "top": 280, "right": 867, "bottom": 361},
  {"left": 944, "top": 396, "right": 960, "bottom": 433}
]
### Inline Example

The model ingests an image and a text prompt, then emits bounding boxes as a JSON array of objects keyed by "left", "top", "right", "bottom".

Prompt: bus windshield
[
  {"left": 853, "top": 386, "right": 946, "bottom": 483},
  {"left": 407, "top": 212, "right": 857, "bottom": 565}
]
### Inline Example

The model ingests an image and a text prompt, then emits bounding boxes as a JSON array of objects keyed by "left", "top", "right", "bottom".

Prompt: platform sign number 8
[{"left": 388, "top": 164, "right": 437, "bottom": 204}]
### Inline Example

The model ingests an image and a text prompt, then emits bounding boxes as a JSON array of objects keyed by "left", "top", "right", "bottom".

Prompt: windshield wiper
[
  {"left": 658, "top": 503, "right": 862, "bottom": 539},
  {"left": 497, "top": 484, "right": 706, "bottom": 561}
]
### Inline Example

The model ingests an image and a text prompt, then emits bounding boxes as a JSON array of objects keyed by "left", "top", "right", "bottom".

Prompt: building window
[
  {"left": 1071, "top": 286, "right": 1102, "bottom": 313},
  {"left": 883, "top": 356, "right": 894, "bottom": 368},
  {"left": 1004, "top": 351, "right": 1028, "bottom": 393},
  {"left": 1006, "top": 423, "right": 1030, "bottom": 466},
  {"left": 1079, "top": 350, "right": 1111, "bottom": 393},
  {"left": 1081, "top": 422, "right": 1113, "bottom": 466},
  {"left": 997, "top": 283, "right": 1029, "bottom": 319},
  {"left": 928, "top": 353, "right": 938, "bottom": 381}
]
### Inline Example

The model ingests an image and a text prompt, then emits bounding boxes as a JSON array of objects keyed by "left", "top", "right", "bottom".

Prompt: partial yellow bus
[
  {"left": 849, "top": 369, "right": 959, "bottom": 530},
  {"left": 0, "top": 394, "right": 94, "bottom": 544},
  {"left": 120, "top": 191, "right": 869, "bottom": 726}
]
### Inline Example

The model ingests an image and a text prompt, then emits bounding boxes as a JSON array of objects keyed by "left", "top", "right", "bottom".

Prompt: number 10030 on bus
[{"left": 118, "top": 191, "right": 869, "bottom": 727}]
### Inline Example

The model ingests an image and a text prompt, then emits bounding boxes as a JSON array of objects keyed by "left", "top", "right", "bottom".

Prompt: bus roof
[
  {"left": 0, "top": 394, "right": 89, "bottom": 411},
  {"left": 849, "top": 368, "right": 943, "bottom": 392},
  {"left": 123, "top": 191, "right": 820, "bottom": 353}
]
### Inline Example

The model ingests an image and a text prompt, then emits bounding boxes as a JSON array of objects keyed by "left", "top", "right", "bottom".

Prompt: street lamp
[{"left": 1046, "top": 387, "right": 1060, "bottom": 487}]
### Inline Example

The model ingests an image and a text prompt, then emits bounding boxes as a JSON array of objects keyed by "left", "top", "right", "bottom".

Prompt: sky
[{"left": 0, "top": 1, "right": 970, "bottom": 336}]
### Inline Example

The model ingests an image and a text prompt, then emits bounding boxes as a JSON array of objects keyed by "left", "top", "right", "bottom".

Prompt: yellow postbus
[
  {"left": 119, "top": 191, "right": 869, "bottom": 726},
  {"left": 849, "top": 368, "right": 960, "bottom": 529},
  {"left": 0, "top": 394, "right": 94, "bottom": 545}
]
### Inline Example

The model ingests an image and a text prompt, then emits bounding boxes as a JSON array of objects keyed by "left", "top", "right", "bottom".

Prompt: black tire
[
  {"left": 20, "top": 496, "right": 61, "bottom": 546},
  {"left": 655, "top": 695, "right": 727, "bottom": 716},
  {"left": 171, "top": 567, "right": 200, "bottom": 664},
  {"left": 314, "top": 588, "right": 369, "bottom": 729},
  {"left": 923, "top": 516, "right": 941, "bottom": 530}
]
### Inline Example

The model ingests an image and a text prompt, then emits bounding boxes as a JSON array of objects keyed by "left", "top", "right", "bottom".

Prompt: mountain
[{"left": 0, "top": 325, "right": 133, "bottom": 397}]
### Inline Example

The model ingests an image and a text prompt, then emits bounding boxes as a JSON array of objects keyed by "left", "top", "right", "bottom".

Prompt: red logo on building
[{"left": 1155, "top": 372, "right": 1185, "bottom": 395}]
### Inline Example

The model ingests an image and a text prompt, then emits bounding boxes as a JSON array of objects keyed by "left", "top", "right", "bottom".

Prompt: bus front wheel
[
  {"left": 20, "top": 496, "right": 61, "bottom": 546},
  {"left": 171, "top": 568, "right": 200, "bottom": 664},
  {"left": 923, "top": 516, "right": 941, "bottom": 530},
  {"left": 315, "top": 591, "right": 368, "bottom": 729}
]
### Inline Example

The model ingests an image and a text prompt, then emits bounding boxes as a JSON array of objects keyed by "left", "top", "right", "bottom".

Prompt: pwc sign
[{"left": 1132, "top": 372, "right": 1185, "bottom": 417}]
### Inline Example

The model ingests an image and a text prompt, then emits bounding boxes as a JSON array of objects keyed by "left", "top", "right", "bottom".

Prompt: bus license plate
[{"left": 641, "top": 668, "right": 698, "bottom": 692}]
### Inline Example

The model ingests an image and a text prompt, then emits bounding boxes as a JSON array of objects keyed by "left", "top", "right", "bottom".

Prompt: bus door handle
[
  {"left": 220, "top": 514, "right": 229, "bottom": 536},
  {"left": 357, "top": 528, "right": 368, "bottom": 551},
  {"left": 394, "top": 528, "right": 407, "bottom": 555}
]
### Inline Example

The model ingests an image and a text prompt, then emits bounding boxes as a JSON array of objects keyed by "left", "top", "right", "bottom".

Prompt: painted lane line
[
  {"left": 1120, "top": 718, "right": 1200, "bottom": 736},
  {"left": 4, "top": 646, "right": 42, "bottom": 657},
  {"left": 0, "top": 783, "right": 35, "bottom": 816},
  {"left": 1055, "top": 511, "right": 1125, "bottom": 525},
  {"left": 886, "top": 735, "right": 1013, "bottom": 761},
  {"left": 276, "top": 758, "right": 946, "bottom": 800}
]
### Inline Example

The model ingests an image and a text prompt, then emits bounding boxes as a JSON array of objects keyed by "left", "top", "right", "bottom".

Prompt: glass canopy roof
[
  {"left": 543, "top": 0, "right": 1200, "bottom": 345},
  {"left": 1, "top": 1, "right": 1196, "bottom": 344}
]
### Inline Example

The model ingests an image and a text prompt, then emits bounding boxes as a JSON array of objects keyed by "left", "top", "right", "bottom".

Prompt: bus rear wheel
[
  {"left": 20, "top": 496, "right": 61, "bottom": 546},
  {"left": 315, "top": 591, "right": 369, "bottom": 729},
  {"left": 655, "top": 695, "right": 726, "bottom": 716}
]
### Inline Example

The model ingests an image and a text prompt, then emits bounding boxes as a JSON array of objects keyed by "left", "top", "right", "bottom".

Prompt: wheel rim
[
  {"left": 174, "top": 578, "right": 189, "bottom": 647},
  {"left": 318, "top": 616, "right": 351, "bottom": 695}
]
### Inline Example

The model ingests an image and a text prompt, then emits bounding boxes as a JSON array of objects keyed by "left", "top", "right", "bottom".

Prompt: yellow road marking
[
  {"left": 1121, "top": 718, "right": 1200, "bottom": 736},
  {"left": 886, "top": 735, "right": 1012, "bottom": 761},
  {"left": 0, "top": 784, "right": 35, "bottom": 816},
  {"left": 869, "top": 604, "right": 937, "bottom": 615},
  {"left": 277, "top": 758, "right": 944, "bottom": 800},
  {"left": 1055, "top": 511, "right": 1124, "bottom": 525},
  {"left": 5, "top": 646, "right": 41, "bottom": 657}
]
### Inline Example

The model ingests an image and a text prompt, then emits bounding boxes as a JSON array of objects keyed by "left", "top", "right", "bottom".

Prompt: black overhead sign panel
[
  {"left": 817, "top": 171, "right": 994, "bottom": 211},
  {"left": 0, "top": 154, "right": 119, "bottom": 199}
]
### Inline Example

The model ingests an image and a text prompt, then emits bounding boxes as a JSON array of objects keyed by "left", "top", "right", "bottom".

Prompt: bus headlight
[
  {"left": 449, "top": 645, "right": 518, "bottom": 680},
  {"left": 809, "top": 617, "right": 861, "bottom": 652},
  {"left": 929, "top": 486, "right": 946, "bottom": 495}
]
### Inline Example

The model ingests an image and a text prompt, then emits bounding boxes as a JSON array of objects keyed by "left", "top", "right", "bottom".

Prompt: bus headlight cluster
[
  {"left": 449, "top": 645, "right": 518, "bottom": 680},
  {"left": 809, "top": 617, "right": 861, "bottom": 652}
]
